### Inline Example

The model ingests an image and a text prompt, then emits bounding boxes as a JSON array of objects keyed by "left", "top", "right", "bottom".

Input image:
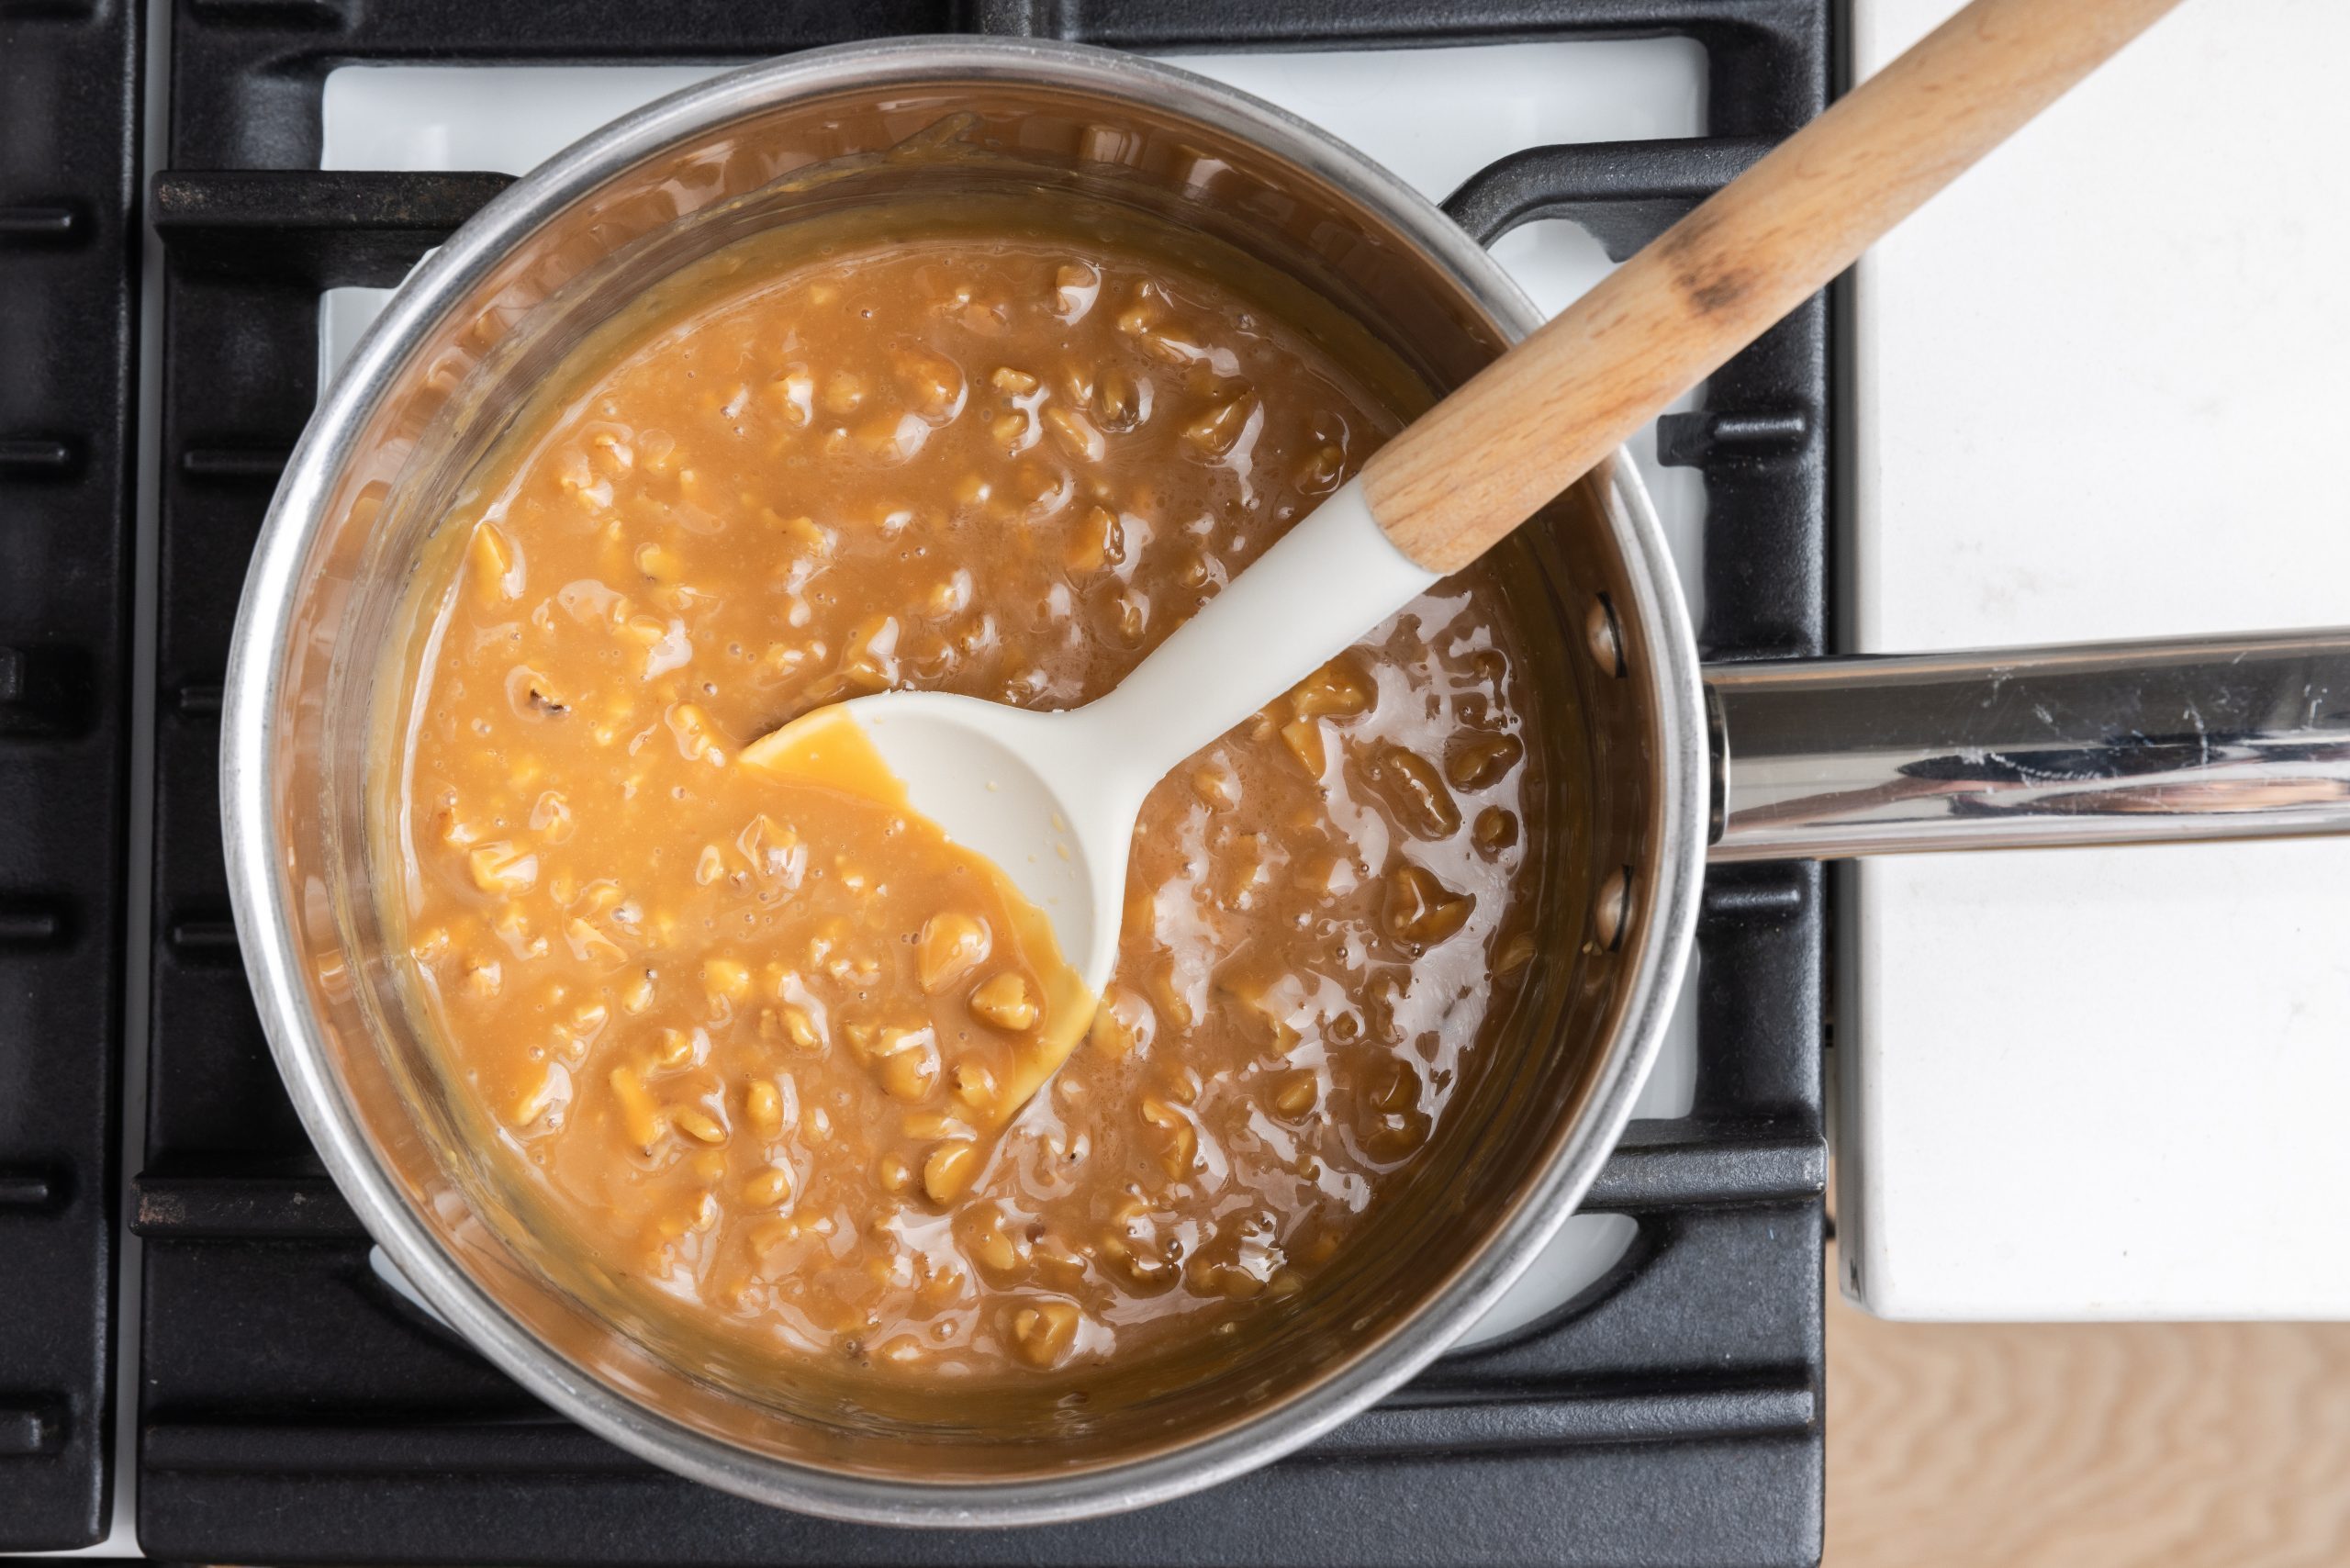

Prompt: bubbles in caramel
[{"left": 388, "top": 208, "right": 1547, "bottom": 1383}]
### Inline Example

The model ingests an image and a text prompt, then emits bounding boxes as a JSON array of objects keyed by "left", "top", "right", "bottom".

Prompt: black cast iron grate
[
  {"left": 124, "top": 3, "right": 1829, "bottom": 1563},
  {"left": 0, "top": 0, "right": 140, "bottom": 1550}
]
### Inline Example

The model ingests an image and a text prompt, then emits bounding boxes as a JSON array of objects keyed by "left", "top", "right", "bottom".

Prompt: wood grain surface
[{"left": 1825, "top": 1239, "right": 2350, "bottom": 1566}]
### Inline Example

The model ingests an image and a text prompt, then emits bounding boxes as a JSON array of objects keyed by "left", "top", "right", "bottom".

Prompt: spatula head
[{"left": 740, "top": 691, "right": 1133, "bottom": 1122}]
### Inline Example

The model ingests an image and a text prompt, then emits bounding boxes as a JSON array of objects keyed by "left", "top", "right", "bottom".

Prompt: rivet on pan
[
  {"left": 1591, "top": 867, "right": 1633, "bottom": 953},
  {"left": 1584, "top": 594, "right": 1627, "bottom": 678}
]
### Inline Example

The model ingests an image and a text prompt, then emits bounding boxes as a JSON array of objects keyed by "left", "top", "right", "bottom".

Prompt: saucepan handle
[{"left": 1703, "top": 629, "right": 2350, "bottom": 861}]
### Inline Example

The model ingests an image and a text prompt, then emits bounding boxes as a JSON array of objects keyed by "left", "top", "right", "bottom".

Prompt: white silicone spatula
[{"left": 748, "top": 0, "right": 2183, "bottom": 999}]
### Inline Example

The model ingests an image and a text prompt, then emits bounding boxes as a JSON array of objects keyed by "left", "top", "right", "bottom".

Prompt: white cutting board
[{"left": 1841, "top": 0, "right": 2350, "bottom": 1318}]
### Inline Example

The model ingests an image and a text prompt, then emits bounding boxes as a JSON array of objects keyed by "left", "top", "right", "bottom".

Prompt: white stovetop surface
[{"left": 1842, "top": 0, "right": 2350, "bottom": 1318}]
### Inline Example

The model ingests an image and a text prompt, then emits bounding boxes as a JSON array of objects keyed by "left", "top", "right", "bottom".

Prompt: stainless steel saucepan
[{"left": 222, "top": 38, "right": 2350, "bottom": 1526}]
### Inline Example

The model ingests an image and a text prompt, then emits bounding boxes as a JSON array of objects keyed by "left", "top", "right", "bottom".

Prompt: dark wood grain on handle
[{"left": 1361, "top": 0, "right": 2188, "bottom": 574}]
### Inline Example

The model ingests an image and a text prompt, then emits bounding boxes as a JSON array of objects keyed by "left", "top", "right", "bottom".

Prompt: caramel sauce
[
  {"left": 735, "top": 703, "right": 1098, "bottom": 1152},
  {"left": 391, "top": 212, "right": 1543, "bottom": 1383}
]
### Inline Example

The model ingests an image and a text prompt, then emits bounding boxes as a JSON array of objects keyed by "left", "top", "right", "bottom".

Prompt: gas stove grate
[
  {"left": 120, "top": 3, "right": 1829, "bottom": 1562},
  {"left": 0, "top": 0, "right": 140, "bottom": 1549}
]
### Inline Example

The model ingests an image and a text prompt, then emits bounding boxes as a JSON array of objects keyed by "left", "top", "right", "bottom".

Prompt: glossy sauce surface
[{"left": 394, "top": 218, "right": 1543, "bottom": 1382}]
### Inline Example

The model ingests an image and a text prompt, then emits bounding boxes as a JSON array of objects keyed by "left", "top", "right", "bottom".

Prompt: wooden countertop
[{"left": 1825, "top": 1239, "right": 2350, "bottom": 1565}]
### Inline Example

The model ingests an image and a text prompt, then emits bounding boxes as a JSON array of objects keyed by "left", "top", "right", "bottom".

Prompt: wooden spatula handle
[{"left": 1361, "top": 0, "right": 2187, "bottom": 574}]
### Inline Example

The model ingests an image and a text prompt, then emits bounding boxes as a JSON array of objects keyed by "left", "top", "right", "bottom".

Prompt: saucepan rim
[{"left": 220, "top": 34, "right": 1707, "bottom": 1526}]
